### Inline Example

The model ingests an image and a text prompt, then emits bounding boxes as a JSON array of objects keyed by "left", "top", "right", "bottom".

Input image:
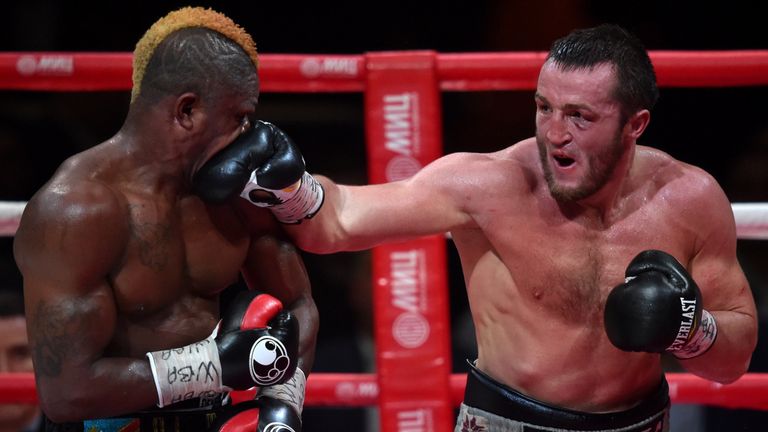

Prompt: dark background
[{"left": 1, "top": 1, "right": 767, "bottom": 431}]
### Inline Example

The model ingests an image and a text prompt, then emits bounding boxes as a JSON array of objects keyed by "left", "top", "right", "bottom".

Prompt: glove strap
[
  {"left": 257, "top": 368, "right": 307, "bottom": 416},
  {"left": 146, "top": 325, "right": 224, "bottom": 408},
  {"left": 241, "top": 172, "right": 324, "bottom": 224},
  {"left": 672, "top": 309, "right": 718, "bottom": 359}
]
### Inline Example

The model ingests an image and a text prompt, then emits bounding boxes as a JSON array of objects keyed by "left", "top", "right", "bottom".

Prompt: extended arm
[
  {"left": 193, "top": 121, "right": 474, "bottom": 255},
  {"left": 284, "top": 153, "right": 477, "bottom": 254}
]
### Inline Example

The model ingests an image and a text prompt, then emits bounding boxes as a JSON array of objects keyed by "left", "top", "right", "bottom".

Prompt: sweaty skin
[
  {"left": 13, "top": 84, "right": 319, "bottom": 422},
  {"left": 284, "top": 62, "right": 756, "bottom": 412}
]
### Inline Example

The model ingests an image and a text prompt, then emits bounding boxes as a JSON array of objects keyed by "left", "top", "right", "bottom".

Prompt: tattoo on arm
[{"left": 30, "top": 300, "right": 92, "bottom": 378}]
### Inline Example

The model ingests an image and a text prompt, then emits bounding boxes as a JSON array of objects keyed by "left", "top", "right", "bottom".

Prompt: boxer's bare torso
[
  {"left": 15, "top": 139, "right": 290, "bottom": 417},
  {"left": 23, "top": 142, "right": 254, "bottom": 352},
  {"left": 451, "top": 139, "right": 699, "bottom": 411},
  {"left": 301, "top": 138, "right": 724, "bottom": 413}
]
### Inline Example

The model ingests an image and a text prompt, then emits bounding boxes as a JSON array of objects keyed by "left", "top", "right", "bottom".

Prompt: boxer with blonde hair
[{"left": 15, "top": 7, "right": 317, "bottom": 431}]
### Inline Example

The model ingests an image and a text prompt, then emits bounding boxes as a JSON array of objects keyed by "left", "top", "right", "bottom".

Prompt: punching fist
[
  {"left": 604, "top": 250, "right": 717, "bottom": 359},
  {"left": 193, "top": 121, "right": 324, "bottom": 224},
  {"left": 209, "top": 397, "right": 302, "bottom": 432},
  {"left": 147, "top": 291, "right": 300, "bottom": 407}
]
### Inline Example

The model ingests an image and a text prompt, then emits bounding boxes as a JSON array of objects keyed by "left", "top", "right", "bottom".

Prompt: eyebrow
[{"left": 534, "top": 93, "right": 592, "bottom": 112}]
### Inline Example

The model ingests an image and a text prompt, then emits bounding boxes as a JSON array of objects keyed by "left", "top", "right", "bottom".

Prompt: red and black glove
[
  {"left": 209, "top": 396, "right": 302, "bottom": 432},
  {"left": 147, "top": 291, "right": 299, "bottom": 407}
]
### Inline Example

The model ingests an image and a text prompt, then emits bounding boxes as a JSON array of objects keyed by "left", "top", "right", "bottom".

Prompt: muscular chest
[
  {"left": 464, "top": 203, "right": 694, "bottom": 324},
  {"left": 111, "top": 197, "right": 249, "bottom": 317}
]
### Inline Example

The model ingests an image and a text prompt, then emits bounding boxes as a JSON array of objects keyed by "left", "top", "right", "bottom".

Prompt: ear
[
  {"left": 174, "top": 92, "right": 200, "bottom": 131},
  {"left": 625, "top": 109, "right": 650, "bottom": 140}
]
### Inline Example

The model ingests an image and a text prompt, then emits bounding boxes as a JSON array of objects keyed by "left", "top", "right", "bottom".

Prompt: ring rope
[
  {"left": 0, "top": 201, "right": 25, "bottom": 236},
  {"left": 2, "top": 51, "right": 768, "bottom": 93},
  {"left": 1, "top": 372, "right": 766, "bottom": 410},
  {"left": 3, "top": 201, "right": 766, "bottom": 239}
]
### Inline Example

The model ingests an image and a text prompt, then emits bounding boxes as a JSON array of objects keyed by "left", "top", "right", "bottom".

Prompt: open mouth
[{"left": 553, "top": 155, "right": 575, "bottom": 168}]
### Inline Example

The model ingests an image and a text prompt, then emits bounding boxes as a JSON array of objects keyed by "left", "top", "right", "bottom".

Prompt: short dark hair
[
  {"left": 546, "top": 24, "right": 659, "bottom": 120},
  {"left": 136, "top": 27, "right": 256, "bottom": 105}
]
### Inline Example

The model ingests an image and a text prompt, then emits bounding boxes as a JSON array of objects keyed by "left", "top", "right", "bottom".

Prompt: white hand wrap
[
  {"left": 241, "top": 171, "right": 324, "bottom": 224},
  {"left": 146, "top": 325, "right": 226, "bottom": 408},
  {"left": 257, "top": 368, "right": 307, "bottom": 416},
  {"left": 672, "top": 309, "right": 718, "bottom": 359}
]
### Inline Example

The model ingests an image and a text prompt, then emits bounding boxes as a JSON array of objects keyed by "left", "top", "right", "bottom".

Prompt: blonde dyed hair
[{"left": 131, "top": 6, "right": 258, "bottom": 102}]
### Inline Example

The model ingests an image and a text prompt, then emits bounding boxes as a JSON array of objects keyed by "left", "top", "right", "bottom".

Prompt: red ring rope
[
  {"left": 1, "top": 372, "right": 767, "bottom": 410},
  {"left": 2, "top": 51, "right": 768, "bottom": 92}
]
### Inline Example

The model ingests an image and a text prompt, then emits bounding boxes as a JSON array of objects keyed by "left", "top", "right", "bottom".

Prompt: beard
[{"left": 536, "top": 131, "right": 625, "bottom": 202}]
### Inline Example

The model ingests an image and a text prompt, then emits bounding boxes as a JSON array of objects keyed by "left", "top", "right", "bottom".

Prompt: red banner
[{"left": 364, "top": 51, "right": 453, "bottom": 432}]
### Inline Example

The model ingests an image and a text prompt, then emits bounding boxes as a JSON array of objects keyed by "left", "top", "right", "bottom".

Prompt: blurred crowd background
[{"left": 1, "top": 1, "right": 766, "bottom": 431}]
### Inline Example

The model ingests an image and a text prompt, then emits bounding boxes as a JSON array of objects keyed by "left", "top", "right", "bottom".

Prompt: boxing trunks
[
  {"left": 41, "top": 393, "right": 228, "bottom": 432},
  {"left": 456, "top": 361, "right": 669, "bottom": 432}
]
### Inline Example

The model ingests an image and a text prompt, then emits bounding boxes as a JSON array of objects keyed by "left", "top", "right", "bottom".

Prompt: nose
[{"left": 545, "top": 115, "right": 571, "bottom": 147}]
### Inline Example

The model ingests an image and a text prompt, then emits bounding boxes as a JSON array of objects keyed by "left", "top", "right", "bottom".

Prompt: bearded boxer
[
  {"left": 194, "top": 24, "right": 757, "bottom": 431},
  {"left": 13, "top": 7, "right": 316, "bottom": 432}
]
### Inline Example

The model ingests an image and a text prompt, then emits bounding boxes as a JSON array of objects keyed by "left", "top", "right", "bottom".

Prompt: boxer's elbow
[
  {"left": 704, "top": 344, "right": 755, "bottom": 384},
  {"left": 718, "top": 321, "right": 760, "bottom": 383},
  {"left": 38, "top": 383, "right": 97, "bottom": 422},
  {"left": 711, "top": 357, "right": 751, "bottom": 384},
  {"left": 38, "top": 375, "right": 129, "bottom": 422},
  {"left": 725, "top": 341, "right": 758, "bottom": 384}
]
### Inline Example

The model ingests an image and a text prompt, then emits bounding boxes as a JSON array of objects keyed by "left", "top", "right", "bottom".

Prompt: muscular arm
[
  {"left": 285, "top": 152, "right": 477, "bottom": 253},
  {"left": 237, "top": 210, "right": 319, "bottom": 374},
  {"left": 680, "top": 172, "right": 758, "bottom": 383},
  {"left": 13, "top": 182, "right": 158, "bottom": 422}
]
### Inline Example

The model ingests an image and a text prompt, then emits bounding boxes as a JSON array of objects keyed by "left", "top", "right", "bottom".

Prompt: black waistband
[{"left": 463, "top": 362, "right": 669, "bottom": 430}]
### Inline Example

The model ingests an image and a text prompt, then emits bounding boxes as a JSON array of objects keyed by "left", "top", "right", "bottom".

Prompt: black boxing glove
[
  {"left": 147, "top": 291, "right": 299, "bottom": 407},
  {"left": 604, "top": 250, "right": 718, "bottom": 359},
  {"left": 193, "top": 120, "right": 324, "bottom": 224},
  {"left": 209, "top": 396, "right": 302, "bottom": 432}
]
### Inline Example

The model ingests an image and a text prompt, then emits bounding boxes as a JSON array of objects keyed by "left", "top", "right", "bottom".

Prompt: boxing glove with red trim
[
  {"left": 193, "top": 120, "right": 323, "bottom": 224},
  {"left": 209, "top": 396, "right": 302, "bottom": 432},
  {"left": 147, "top": 291, "right": 299, "bottom": 407},
  {"left": 604, "top": 249, "right": 717, "bottom": 359}
]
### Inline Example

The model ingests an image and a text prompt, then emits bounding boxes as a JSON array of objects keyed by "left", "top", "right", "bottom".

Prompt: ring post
[{"left": 364, "top": 51, "right": 454, "bottom": 432}]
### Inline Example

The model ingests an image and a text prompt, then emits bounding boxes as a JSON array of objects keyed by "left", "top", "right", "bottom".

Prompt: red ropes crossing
[
  {"left": 2, "top": 50, "right": 768, "bottom": 92},
  {"left": 2, "top": 372, "right": 767, "bottom": 410}
]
